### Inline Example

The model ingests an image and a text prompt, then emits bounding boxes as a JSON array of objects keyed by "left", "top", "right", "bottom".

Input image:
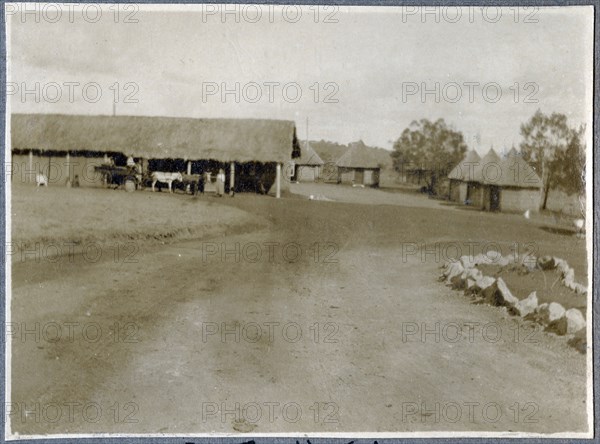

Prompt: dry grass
[
  {"left": 478, "top": 264, "right": 587, "bottom": 314},
  {"left": 11, "top": 183, "right": 265, "bottom": 257}
]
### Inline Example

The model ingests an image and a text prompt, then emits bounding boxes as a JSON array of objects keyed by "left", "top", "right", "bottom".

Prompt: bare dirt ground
[
  {"left": 9, "top": 187, "right": 590, "bottom": 437},
  {"left": 290, "top": 182, "right": 448, "bottom": 209}
]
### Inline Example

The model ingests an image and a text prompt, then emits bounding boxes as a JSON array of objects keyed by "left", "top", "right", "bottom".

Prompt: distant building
[
  {"left": 292, "top": 142, "right": 324, "bottom": 182},
  {"left": 447, "top": 147, "right": 542, "bottom": 213},
  {"left": 483, "top": 147, "right": 542, "bottom": 212},
  {"left": 336, "top": 141, "right": 381, "bottom": 187}
]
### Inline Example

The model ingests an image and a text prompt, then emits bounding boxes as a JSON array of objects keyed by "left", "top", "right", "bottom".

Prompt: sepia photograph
[{"left": 3, "top": 3, "right": 595, "bottom": 440}]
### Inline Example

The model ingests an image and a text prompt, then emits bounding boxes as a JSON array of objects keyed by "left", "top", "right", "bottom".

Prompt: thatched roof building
[
  {"left": 11, "top": 113, "right": 300, "bottom": 197},
  {"left": 11, "top": 113, "right": 300, "bottom": 163},
  {"left": 448, "top": 147, "right": 542, "bottom": 213},
  {"left": 336, "top": 141, "right": 381, "bottom": 169},
  {"left": 292, "top": 142, "right": 324, "bottom": 182},
  {"left": 335, "top": 141, "right": 381, "bottom": 187}
]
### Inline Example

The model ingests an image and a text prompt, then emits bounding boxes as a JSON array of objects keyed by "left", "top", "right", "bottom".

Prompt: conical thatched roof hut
[
  {"left": 447, "top": 146, "right": 543, "bottom": 212},
  {"left": 478, "top": 147, "right": 542, "bottom": 212},
  {"left": 448, "top": 150, "right": 482, "bottom": 181}
]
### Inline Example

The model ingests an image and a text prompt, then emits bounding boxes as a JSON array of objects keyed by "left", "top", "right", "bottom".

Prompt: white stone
[
  {"left": 485, "top": 250, "right": 503, "bottom": 264},
  {"left": 554, "top": 258, "right": 570, "bottom": 275},
  {"left": 460, "top": 255, "right": 476, "bottom": 270},
  {"left": 494, "top": 277, "right": 519, "bottom": 308},
  {"left": 445, "top": 262, "right": 464, "bottom": 284},
  {"left": 562, "top": 268, "right": 575, "bottom": 285},
  {"left": 564, "top": 309, "right": 586, "bottom": 334},
  {"left": 550, "top": 308, "right": 585, "bottom": 335},
  {"left": 474, "top": 276, "right": 496, "bottom": 291},
  {"left": 537, "top": 302, "right": 566, "bottom": 324},
  {"left": 465, "top": 267, "right": 482, "bottom": 281},
  {"left": 472, "top": 253, "right": 487, "bottom": 265},
  {"left": 442, "top": 261, "right": 459, "bottom": 277},
  {"left": 515, "top": 291, "right": 538, "bottom": 317}
]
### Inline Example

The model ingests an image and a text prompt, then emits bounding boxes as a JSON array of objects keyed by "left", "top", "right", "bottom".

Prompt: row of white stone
[{"left": 439, "top": 254, "right": 586, "bottom": 335}]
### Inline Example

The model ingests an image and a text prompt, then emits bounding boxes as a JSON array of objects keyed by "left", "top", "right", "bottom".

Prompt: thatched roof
[
  {"left": 448, "top": 150, "right": 481, "bottom": 181},
  {"left": 495, "top": 148, "right": 542, "bottom": 188},
  {"left": 297, "top": 142, "right": 324, "bottom": 166},
  {"left": 336, "top": 141, "right": 380, "bottom": 169},
  {"left": 11, "top": 113, "right": 299, "bottom": 163},
  {"left": 471, "top": 148, "right": 502, "bottom": 183}
]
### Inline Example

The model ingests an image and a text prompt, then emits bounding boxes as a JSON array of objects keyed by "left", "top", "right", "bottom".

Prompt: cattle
[{"left": 151, "top": 172, "right": 183, "bottom": 193}]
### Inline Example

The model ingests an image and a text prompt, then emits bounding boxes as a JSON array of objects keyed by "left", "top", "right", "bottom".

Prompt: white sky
[{"left": 7, "top": 4, "right": 594, "bottom": 153}]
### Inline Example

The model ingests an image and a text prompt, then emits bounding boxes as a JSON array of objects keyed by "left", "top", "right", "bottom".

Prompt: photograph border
[{"left": 1, "top": 1, "right": 597, "bottom": 443}]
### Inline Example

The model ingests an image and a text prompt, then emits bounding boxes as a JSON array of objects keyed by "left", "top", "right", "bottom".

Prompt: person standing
[
  {"left": 197, "top": 172, "right": 205, "bottom": 195},
  {"left": 216, "top": 168, "right": 225, "bottom": 197},
  {"left": 134, "top": 161, "right": 142, "bottom": 188}
]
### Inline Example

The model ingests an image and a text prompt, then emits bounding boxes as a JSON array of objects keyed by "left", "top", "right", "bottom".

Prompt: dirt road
[{"left": 10, "top": 194, "right": 589, "bottom": 436}]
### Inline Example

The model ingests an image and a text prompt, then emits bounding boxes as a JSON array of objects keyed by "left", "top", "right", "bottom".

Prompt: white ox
[
  {"left": 36, "top": 173, "right": 48, "bottom": 187},
  {"left": 151, "top": 172, "right": 183, "bottom": 193}
]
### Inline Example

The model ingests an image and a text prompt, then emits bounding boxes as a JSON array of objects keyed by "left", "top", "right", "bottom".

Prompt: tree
[
  {"left": 519, "top": 110, "right": 585, "bottom": 210},
  {"left": 391, "top": 118, "right": 467, "bottom": 193},
  {"left": 555, "top": 124, "right": 586, "bottom": 198}
]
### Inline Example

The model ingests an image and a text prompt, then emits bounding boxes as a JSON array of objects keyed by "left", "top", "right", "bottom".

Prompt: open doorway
[{"left": 490, "top": 186, "right": 500, "bottom": 211}]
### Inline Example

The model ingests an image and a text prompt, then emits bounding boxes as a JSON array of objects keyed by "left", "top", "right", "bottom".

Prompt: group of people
[{"left": 191, "top": 169, "right": 226, "bottom": 196}]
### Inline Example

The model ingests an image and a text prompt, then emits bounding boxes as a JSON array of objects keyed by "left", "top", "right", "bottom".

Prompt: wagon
[{"left": 94, "top": 165, "right": 141, "bottom": 192}]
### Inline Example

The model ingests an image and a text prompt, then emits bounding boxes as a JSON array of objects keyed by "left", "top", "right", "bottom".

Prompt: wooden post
[
  {"left": 230, "top": 161, "right": 235, "bottom": 196},
  {"left": 187, "top": 160, "right": 192, "bottom": 175},
  {"left": 102, "top": 154, "right": 109, "bottom": 186},
  {"left": 276, "top": 163, "right": 281, "bottom": 198},
  {"left": 66, "top": 152, "right": 70, "bottom": 183},
  {"left": 28, "top": 150, "right": 33, "bottom": 183}
]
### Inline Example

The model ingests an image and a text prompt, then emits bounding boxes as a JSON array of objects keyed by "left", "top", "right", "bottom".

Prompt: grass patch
[{"left": 11, "top": 183, "right": 266, "bottom": 259}]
